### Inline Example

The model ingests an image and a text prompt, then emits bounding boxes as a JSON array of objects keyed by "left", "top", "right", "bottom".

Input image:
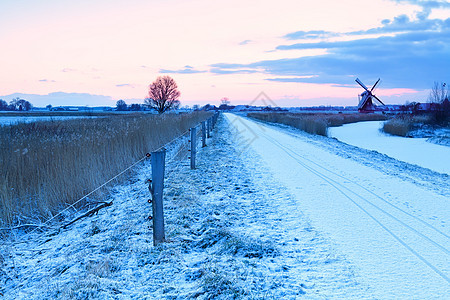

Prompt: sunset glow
[{"left": 0, "top": 0, "right": 449, "bottom": 107}]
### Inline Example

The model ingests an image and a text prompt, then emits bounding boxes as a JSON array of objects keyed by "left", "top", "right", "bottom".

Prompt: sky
[{"left": 0, "top": 0, "right": 449, "bottom": 107}]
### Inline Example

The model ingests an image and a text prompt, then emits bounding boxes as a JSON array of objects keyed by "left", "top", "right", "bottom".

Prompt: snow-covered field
[
  {"left": 328, "top": 121, "right": 450, "bottom": 175},
  {"left": 1, "top": 113, "right": 448, "bottom": 299},
  {"left": 0, "top": 116, "right": 97, "bottom": 126}
]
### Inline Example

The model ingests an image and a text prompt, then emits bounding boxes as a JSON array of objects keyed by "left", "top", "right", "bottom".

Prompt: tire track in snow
[
  {"left": 257, "top": 130, "right": 450, "bottom": 283},
  {"left": 260, "top": 128, "right": 449, "bottom": 241}
]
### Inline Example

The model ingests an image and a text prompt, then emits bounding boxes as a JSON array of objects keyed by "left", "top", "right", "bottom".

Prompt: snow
[
  {"left": 227, "top": 114, "right": 450, "bottom": 299},
  {"left": 0, "top": 116, "right": 98, "bottom": 126},
  {"left": 328, "top": 121, "right": 450, "bottom": 175},
  {"left": 0, "top": 115, "right": 371, "bottom": 299},
  {"left": 1, "top": 113, "right": 448, "bottom": 299}
]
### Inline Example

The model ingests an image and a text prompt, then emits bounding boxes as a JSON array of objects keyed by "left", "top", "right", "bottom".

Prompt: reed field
[
  {"left": 382, "top": 118, "right": 411, "bottom": 137},
  {"left": 381, "top": 114, "right": 435, "bottom": 137},
  {"left": 247, "top": 112, "right": 388, "bottom": 136},
  {"left": 0, "top": 112, "right": 211, "bottom": 226}
]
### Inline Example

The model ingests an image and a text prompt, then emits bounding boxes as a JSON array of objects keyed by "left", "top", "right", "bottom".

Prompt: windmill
[{"left": 355, "top": 78, "right": 385, "bottom": 112}]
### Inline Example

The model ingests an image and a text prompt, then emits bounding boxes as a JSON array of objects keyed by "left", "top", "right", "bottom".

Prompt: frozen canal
[
  {"left": 328, "top": 121, "right": 450, "bottom": 175},
  {"left": 0, "top": 116, "right": 97, "bottom": 126}
]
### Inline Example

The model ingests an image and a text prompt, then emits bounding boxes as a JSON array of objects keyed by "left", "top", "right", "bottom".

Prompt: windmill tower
[{"left": 355, "top": 78, "right": 385, "bottom": 112}]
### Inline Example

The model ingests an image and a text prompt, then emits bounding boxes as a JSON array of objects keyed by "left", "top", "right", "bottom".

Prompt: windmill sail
[
  {"left": 355, "top": 78, "right": 384, "bottom": 112},
  {"left": 356, "top": 78, "right": 370, "bottom": 91}
]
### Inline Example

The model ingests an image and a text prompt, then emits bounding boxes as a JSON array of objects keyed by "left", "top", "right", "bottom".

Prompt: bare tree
[
  {"left": 428, "top": 82, "right": 449, "bottom": 124},
  {"left": 428, "top": 81, "right": 448, "bottom": 104},
  {"left": 145, "top": 76, "right": 180, "bottom": 114}
]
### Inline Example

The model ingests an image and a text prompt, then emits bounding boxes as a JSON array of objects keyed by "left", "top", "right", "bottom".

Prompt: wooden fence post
[
  {"left": 201, "top": 121, "right": 207, "bottom": 147},
  {"left": 207, "top": 118, "right": 211, "bottom": 138},
  {"left": 212, "top": 112, "right": 218, "bottom": 128},
  {"left": 190, "top": 127, "right": 197, "bottom": 169},
  {"left": 150, "top": 149, "right": 166, "bottom": 246}
]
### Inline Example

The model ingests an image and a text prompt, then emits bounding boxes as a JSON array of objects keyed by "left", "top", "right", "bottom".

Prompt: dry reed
[
  {"left": 0, "top": 112, "right": 211, "bottom": 226},
  {"left": 382, "top": 119, "right": 411, "bottom": 137},
  {"left": 381, "top": 115, "right": 432, "bottom": 137},
  {"left": 247, "top": 112, "right": 387, "bottom": 136}
]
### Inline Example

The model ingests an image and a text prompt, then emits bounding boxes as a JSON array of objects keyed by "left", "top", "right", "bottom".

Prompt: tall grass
[
  {"left": 247, "top": 113, "right": 328, "bottom": 136},
  {"left": 247, "top": 112, "right": 387, "bottom": 136},
  {"left": 0, "top": 112, "right": 211, "bottom": 226},
  {"left": 382, "top": 114, "right": 432, "bottom": 137},
  {"left": 382, "top": 119, "right": 411, "bottom": 137}
]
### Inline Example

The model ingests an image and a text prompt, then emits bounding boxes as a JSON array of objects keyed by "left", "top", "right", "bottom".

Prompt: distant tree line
[
  {"left": 0, "top": 97, "right": 33, "bottom": 111},
  {"left": 115, "top": 100, "right": 147, "bottom": 111}
]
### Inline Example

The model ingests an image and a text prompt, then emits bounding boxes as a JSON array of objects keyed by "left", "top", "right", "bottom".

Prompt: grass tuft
[{"left": 198, "top": 264, "right": 247, "bottom": 299}]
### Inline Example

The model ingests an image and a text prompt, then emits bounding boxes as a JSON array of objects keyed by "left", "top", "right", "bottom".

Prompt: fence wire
[{"left": 3, "top": 114, "right": 217, "bottom": 245}]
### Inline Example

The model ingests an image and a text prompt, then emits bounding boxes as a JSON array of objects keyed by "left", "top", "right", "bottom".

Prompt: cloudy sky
[{"left": 0, "top": 0, "right": 449, "bottom": 107}]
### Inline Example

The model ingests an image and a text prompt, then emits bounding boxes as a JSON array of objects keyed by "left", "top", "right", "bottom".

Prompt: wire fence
[
  {"left": 148, "top": 113, "right": 219, "bottom": 244},
  {"left": 2, "top": 112, "right": 219, "bottom": 246}
]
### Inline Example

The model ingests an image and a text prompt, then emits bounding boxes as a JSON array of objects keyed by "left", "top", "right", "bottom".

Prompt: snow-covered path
[{"left": 227, "top": 113, "right": 450, "bottom": 299}]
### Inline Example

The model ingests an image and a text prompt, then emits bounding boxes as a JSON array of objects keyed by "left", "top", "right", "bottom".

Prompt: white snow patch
[{"left": 0, "top": 116, "right": 98, "bottom": 126}]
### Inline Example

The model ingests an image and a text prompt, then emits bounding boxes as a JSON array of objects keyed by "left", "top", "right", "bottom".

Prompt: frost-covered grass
[
  {"left": 247, "top": 112, "right": 387, "bottom": 136},
  {"left": 1, "top": 115, "right": 368, "bottom": 299},
  {"left": 0, "top": 112, "right": 211, "bottom": 226}
]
